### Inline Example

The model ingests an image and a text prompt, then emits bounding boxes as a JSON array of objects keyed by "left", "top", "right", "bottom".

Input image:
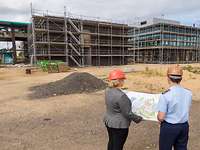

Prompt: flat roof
[
  {"left": 134, "top": 22, "right": 200, "bottom": 31},
  {"left": 0, "top": 20, "right": 30, "bottom": 28}
]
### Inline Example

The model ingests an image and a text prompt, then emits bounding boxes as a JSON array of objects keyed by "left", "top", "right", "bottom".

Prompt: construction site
[
  {"left": 1, "top": 9, "right": 200, "bottom": 66},
  {"left": 1, "top": 64, "right": 200, "bottom": 149},
  {"left": 129, "top": 18, "right": 200, "bottom": 64},
  {"left": 28, "top": 9, "right": 132, "bottom": 67},
  {"left": 0, "top": 5, "right": 200, "bottom": 150},
  {"left": 0, "top": 20, "right": 29, "bottom": 64}
]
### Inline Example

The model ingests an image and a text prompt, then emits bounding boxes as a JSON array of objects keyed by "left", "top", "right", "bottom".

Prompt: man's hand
[{"left": 157, "top": 111, "right": 166, "bottom": 123}]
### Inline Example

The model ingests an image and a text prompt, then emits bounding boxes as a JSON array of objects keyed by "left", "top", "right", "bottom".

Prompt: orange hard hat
[
  {"left": 167, "top": 64, "right": 183, "bottom": 76},
  {"left": 108, "top": 69, "right": 126, "bottom": 80}
]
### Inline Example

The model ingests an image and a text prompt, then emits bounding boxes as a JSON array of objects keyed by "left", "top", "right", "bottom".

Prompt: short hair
[
  {"left": 168, "top": 75, "right": 182, "bottom": 83},
  {"left": 109, "top": 79, "right": 122, "bottom": 88}
]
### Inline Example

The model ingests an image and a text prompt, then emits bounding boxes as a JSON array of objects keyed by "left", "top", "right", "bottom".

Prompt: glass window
[
  {"left": 171, "top": 34, "right": 176, "bottom": 39},
  {"left": 163, "top": 34, "right": 169, "bottom": 39},
  {"left": 183, "top": 36, "right": 186, "bottom": 41}
]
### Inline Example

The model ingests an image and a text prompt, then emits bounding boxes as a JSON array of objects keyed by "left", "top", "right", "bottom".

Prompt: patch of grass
[
  {"left": 141, "top": 67, "right": 164, "bottom": 77},
  {"left": 188, "top": 73, "right": 197, "bottom": 80},
  {"left": 144, "top": 83, "right": 165, "bottom": 93},
  {"left": 0, "top": 76, "right": 5, "bottom": 80},
  {"left": 183, "top": 65, "right": 200, "bottom": 74}
]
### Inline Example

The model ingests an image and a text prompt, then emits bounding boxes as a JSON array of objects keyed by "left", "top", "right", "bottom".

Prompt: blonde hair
[{"left": 109, "top": 79, "right": 122, "bottom": 88}]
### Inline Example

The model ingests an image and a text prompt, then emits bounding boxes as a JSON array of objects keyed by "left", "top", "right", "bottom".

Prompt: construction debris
[
  {"left": 37, "top": 60, "right": 70, "bottom": 73},
  {"left": 57, "top": 63, "right": 71, "bottom": 72},
  {"left": 29, "top": 72, "right": 107, "bottom": 99},
  {"left": 25, "top": 68, "right": 32, "bottom": 74}
]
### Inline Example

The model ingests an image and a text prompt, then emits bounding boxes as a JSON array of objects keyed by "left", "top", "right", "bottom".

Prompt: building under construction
[
  {"left": 0, "top": 20, "right": 29, "bottom": 64},
  {"left": 29, "top": 9, "right": 132, "bottom": 66},
  {"left": 28, "top": 11, "right": 200, "bottom": 66},
  {"left": 129, "top": 18, "right": 200, "bottom": 64}
]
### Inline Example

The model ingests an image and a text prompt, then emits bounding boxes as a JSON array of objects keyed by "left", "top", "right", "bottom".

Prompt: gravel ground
[
  {"left": 0, "top": 65, "right": 199, "bottom": 150},
  {"left": 0, "top": 92, "right": 199, "bottom": 150}
]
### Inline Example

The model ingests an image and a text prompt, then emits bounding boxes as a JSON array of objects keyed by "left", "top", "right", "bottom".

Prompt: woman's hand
[{"left": 133, "top": 115, "right": 143, "bottom": 124}]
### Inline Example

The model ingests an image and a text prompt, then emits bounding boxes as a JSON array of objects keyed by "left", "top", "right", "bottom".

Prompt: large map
[{"left": 123, "top": 90, "right": 161, "bottom": 121}]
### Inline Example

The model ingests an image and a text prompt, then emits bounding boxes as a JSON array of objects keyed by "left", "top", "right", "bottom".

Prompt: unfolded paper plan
[{"left": 123, "top": 90, "right": 161, "bottom": 121}]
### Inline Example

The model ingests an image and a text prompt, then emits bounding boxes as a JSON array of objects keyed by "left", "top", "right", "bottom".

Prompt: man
[{"left": 157, "top": 65, "right": 192, "bottom": 150}]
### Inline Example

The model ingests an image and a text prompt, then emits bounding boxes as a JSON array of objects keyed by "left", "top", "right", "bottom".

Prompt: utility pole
[{"left": 11, "top": 27, "right": 17, "bottom": 64}]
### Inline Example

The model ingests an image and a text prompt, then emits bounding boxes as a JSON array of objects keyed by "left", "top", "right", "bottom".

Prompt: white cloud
[{"left": 0, "top": 0, "right": 200, "bottom": 24}]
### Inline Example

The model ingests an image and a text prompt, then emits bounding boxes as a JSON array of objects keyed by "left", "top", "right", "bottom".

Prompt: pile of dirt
[{"left": 29, "top": 72, "right": 107, "bottom": 99}]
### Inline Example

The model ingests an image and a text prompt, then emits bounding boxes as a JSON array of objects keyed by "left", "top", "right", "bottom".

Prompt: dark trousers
[
  {"left": 159, "top": 121, "right": 189, "bottom": 150},
  {"left": 106, "top": 125, "right": 129, "bottom": 150}
]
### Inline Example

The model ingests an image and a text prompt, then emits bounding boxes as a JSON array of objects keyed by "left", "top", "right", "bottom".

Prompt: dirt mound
[{"left": 29, "top": 72, "right": 107, "bottom": 99}]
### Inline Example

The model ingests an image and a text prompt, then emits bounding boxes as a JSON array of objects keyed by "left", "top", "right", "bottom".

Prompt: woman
[{"left": 103, "top": 69, "right": 143, "bottom": 150}]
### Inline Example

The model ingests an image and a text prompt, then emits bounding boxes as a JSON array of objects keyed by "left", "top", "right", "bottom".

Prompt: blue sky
[{"left": 0, "top": 0, "right": 200, "bottom": 25}]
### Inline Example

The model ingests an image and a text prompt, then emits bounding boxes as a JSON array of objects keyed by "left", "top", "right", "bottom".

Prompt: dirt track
[{"left": 0, "top": 64, "right": 199, "bottom": 150}]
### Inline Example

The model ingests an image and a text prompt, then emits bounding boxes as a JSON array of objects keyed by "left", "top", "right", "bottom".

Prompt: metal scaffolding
[
  {"left": 0, "top": 20, "right": 29, "bottom": 64},
  {"left": 129, "top": 22, "right": 200, "bottom": 64},
  {"left": 29, "top": 8, "right": 132, "bottom": 66}
]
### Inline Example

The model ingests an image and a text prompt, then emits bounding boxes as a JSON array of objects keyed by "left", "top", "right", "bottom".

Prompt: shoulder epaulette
[
  {"left": 162, "top": 89, "right": 170, "bottom": 94},
  {"left": 184, "top": 87, "right": 191, "bottom": 91}
]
